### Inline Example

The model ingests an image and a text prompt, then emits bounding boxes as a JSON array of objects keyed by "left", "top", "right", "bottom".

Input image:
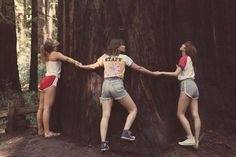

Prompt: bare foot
[
  {"left": 38, "top": 129, "right": 44, "bottom": 136},
  {"left": 44, "top": 131, "right": 61, "bottom": 138}
]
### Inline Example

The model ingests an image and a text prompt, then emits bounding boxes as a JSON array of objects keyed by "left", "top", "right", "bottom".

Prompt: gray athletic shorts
[
  {"left": 100, "top": 77, "right": 129, "bottom": 103},
  {"left": 180, "top": 79, "right": 199, "bottom": 99}
]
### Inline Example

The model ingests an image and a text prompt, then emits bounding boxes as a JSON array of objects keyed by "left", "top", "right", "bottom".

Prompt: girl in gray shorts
[
  {"left": 156, "top": 41, "right": 201, "bottom": 149},
  {"left": 78, "top": 38, "right": 157, "bottom": 152}
]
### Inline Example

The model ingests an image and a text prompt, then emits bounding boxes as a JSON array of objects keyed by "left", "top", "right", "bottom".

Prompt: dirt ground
[{"left": 0, "top": 128, "right": 235, "bottom": 157}]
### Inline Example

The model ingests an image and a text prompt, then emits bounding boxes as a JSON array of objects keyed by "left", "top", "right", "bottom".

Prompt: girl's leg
[
  {"left": 37, "top": 91, "right": 44, "bottom": 135},
  {"left": 118, "top": 95, "right": 137, "bottom": 131},
  {"left": 190, "top": 99, "right": 201, "bottom": 143},
  {"left": 177, "top": 92, "right": 193, "bottom": 137},
  {"left": 100, "top": 99, "right": 113, "bottom": 142},
  {"left": 42, "top": 86, "right": 56, "bottom": 136}
]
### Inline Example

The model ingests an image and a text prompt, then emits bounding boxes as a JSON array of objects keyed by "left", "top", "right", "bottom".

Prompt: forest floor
[{"left": 0, "top": 128, "right": 236, "bottom": 157}]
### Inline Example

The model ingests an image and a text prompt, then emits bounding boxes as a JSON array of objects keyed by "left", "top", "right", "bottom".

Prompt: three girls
[{"left": 38, "top": 38, "right": 201, "bottom": 150}]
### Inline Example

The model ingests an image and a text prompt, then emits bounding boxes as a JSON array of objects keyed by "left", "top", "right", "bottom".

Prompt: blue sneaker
[
  {"left": 100, "top": 141, "right": 109, "bottom": 152},
  {"left": 121, "top": 130, "right": 136, "bottom": 141}
]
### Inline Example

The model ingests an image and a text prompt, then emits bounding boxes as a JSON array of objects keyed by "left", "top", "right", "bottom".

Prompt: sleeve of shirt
[
  {"left": 177, "top": 56, "right": 188, "bottom": 70},
  {"left": 97, "top": 54, "right": 105, "bottom": 66},
  {"left": 124, "top": 55, "right": 134, "bottom": 67}
]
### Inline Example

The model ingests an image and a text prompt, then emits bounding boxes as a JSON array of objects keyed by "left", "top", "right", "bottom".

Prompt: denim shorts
[
  {"left": 100, "top": 77, "right": 129, "bottom": 102},
  {"left": 180, "top": 79, "right": 199, "bottom": 99}
]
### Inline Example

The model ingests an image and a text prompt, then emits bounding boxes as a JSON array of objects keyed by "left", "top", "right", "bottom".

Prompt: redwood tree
[
  {"left": 52, "top": 0, "right": 236, "bottom": 156},
  {"left": 29, "top": 0, "right": 38, "bottom": 91},
  {"left": 0, "top": 0, "right": 21, "bottom": 91}
]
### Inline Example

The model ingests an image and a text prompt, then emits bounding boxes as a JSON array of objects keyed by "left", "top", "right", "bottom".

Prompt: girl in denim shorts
[
  {"left": 156, "top": 41, "right": 201, "bottom": 149},
  {"left": 78, "top": 38, "right": 157, "bottom": 151}
]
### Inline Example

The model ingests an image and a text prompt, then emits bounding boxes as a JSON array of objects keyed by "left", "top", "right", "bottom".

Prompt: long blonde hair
[{"left": 40, "top": 38, "right": 59, "bottom": 63}]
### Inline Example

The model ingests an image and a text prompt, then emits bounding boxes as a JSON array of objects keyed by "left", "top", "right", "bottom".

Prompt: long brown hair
[
  {"left": 184, "top": 41, "right": 197, "bottom": 65},
  {"left": 40, "top": 38, "right": 59, "bottom": 63},
  {"left": 105, "top": 38, "right": 124, "bottom": 56}
]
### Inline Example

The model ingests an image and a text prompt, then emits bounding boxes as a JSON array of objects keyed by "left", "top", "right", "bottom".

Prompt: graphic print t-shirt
[{"left": 97, "top": 54, "right": 133, "bottom": 79}]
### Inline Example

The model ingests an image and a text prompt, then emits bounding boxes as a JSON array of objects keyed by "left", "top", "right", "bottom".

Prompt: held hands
[
  {"left": 75, "top": 61, "right": 83, "bottom": 68},
  {"left": 153, "top": 71, "right": 163, "bottom": 76}
]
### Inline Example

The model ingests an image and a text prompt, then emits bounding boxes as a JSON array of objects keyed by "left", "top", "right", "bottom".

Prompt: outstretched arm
[
  {"left": 55, "top": 52, "right": 80, "bottom": 65},
  {"left": 76, "top": 62, "right": 101, "bottom": 70},
  {"left": 160, "top": 66, "right": 182, "bottom": 77},
  {"left": 130, "top": 63, "right": 156, "bottom": 76}
]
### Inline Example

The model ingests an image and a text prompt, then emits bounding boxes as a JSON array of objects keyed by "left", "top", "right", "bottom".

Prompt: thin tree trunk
[
  {"left": 17, "top": 13, "right": 25, "bottom": 51},
  {"left": 23, "top": 0, "right": 27, "bottom": 21},
  {"left": 38, "top": 0, "right": 47, "bottom": 44},
  {"left": 15, "top": 0, "right": 26, "bottom": 52},
  {"left": 45, "top": 0, "right": 49, "bottom": 38},
  {"left": 29, "top": 0, "right": 38, "bottom": 91},
  {"left": 47, "top": 0, "right": 57, "bottom": 38}
]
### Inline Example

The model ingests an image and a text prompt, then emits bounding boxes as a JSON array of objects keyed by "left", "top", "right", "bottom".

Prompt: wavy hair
[
  {"left": 40, "top": 38, "right": 59, "bottom": 63},
  {"left": 184, "top": 41, "right": 197, "bottom": 65}
]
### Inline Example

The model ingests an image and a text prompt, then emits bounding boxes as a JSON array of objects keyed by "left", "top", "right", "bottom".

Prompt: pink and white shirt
[
  {"left": 97, "top": 54, "right": 133, "bottom": 79},
  {"left": 177, "top": 55, "right": 195, "bottom": 81}
]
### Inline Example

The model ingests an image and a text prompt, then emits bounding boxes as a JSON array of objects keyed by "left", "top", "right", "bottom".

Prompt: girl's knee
[
  {"left": 38, "top": 107, "right": 44, "bottom": 111},
  {"left": 129, "top": 106, "right": 137, "bottom": 115},
  {"left": 43, "top": 106, "right": 52, "bottom": 112},
  {"left": 133, "top": 107, "right": 138, "bottom": 114},
  {"left": 177, "top": 112, "right": 184, "bottom": 118},
  {"left": 102, "top": 112, "right": 111, "bottom": 120},
  {"left": 192, "top": 112, "right": 200, "bottom": 120}
]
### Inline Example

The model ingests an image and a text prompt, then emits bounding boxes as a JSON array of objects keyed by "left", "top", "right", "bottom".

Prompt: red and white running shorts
[{"left": 38, "top": 76, "right": 58, "bottom": 91}]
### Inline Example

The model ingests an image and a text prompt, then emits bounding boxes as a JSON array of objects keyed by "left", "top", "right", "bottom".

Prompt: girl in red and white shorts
[
  {"left": 156, "top": 41, "right": 201, "bottom": 149},
  {"left": 37, "top": 38, "right": 81, "bottom": 138}
]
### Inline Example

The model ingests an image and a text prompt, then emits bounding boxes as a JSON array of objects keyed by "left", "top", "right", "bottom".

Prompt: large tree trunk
[
  {"left": 29, "top": 0, "right": 38, "bottom": 91},
  {"left": 52, "top": 0, "right": 236, "bottom": 156},
  {"left": 52, "top": 1, "right": 175, "bottom": 156},
  {"left": 0, "top": 0, "right": 21, "bottom": 91}
]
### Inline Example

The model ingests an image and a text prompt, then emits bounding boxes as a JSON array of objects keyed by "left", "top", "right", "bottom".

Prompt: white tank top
[{"left": 45, "top": 61, "right": 62, "bottom": 78}]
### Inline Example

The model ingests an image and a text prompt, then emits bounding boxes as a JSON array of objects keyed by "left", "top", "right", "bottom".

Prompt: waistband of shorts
[
  {"left": 180, "top": 78, "right": 195, "bottom": 82},
  {"left": 45, "top": 75, "right": 59, "bottom": 78},
  {"left": 104, "top": 77, "right": 123, "bottom": 81}
]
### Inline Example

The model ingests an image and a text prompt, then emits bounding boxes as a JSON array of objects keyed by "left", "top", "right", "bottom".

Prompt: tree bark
[
  {"left": 15, "top": 0, "right": 26, "bottom": 52},
  {"left": 44, "top": 0, "right": 49, "bottom": 37},
  {"left": 38, "top": 0, "right": 47, "bottom": 43},
  {"left": 52, "top": 1, "right": 176, "bottom": 156},
  {"left": 52, "top": 0, "right": 236, "bottom": 156},
  {"left": 29, "top": 0, "right": 38, "bottom": 91},
  {"left": 0, "top": 0, "right": 21, "bottom": 91}
]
